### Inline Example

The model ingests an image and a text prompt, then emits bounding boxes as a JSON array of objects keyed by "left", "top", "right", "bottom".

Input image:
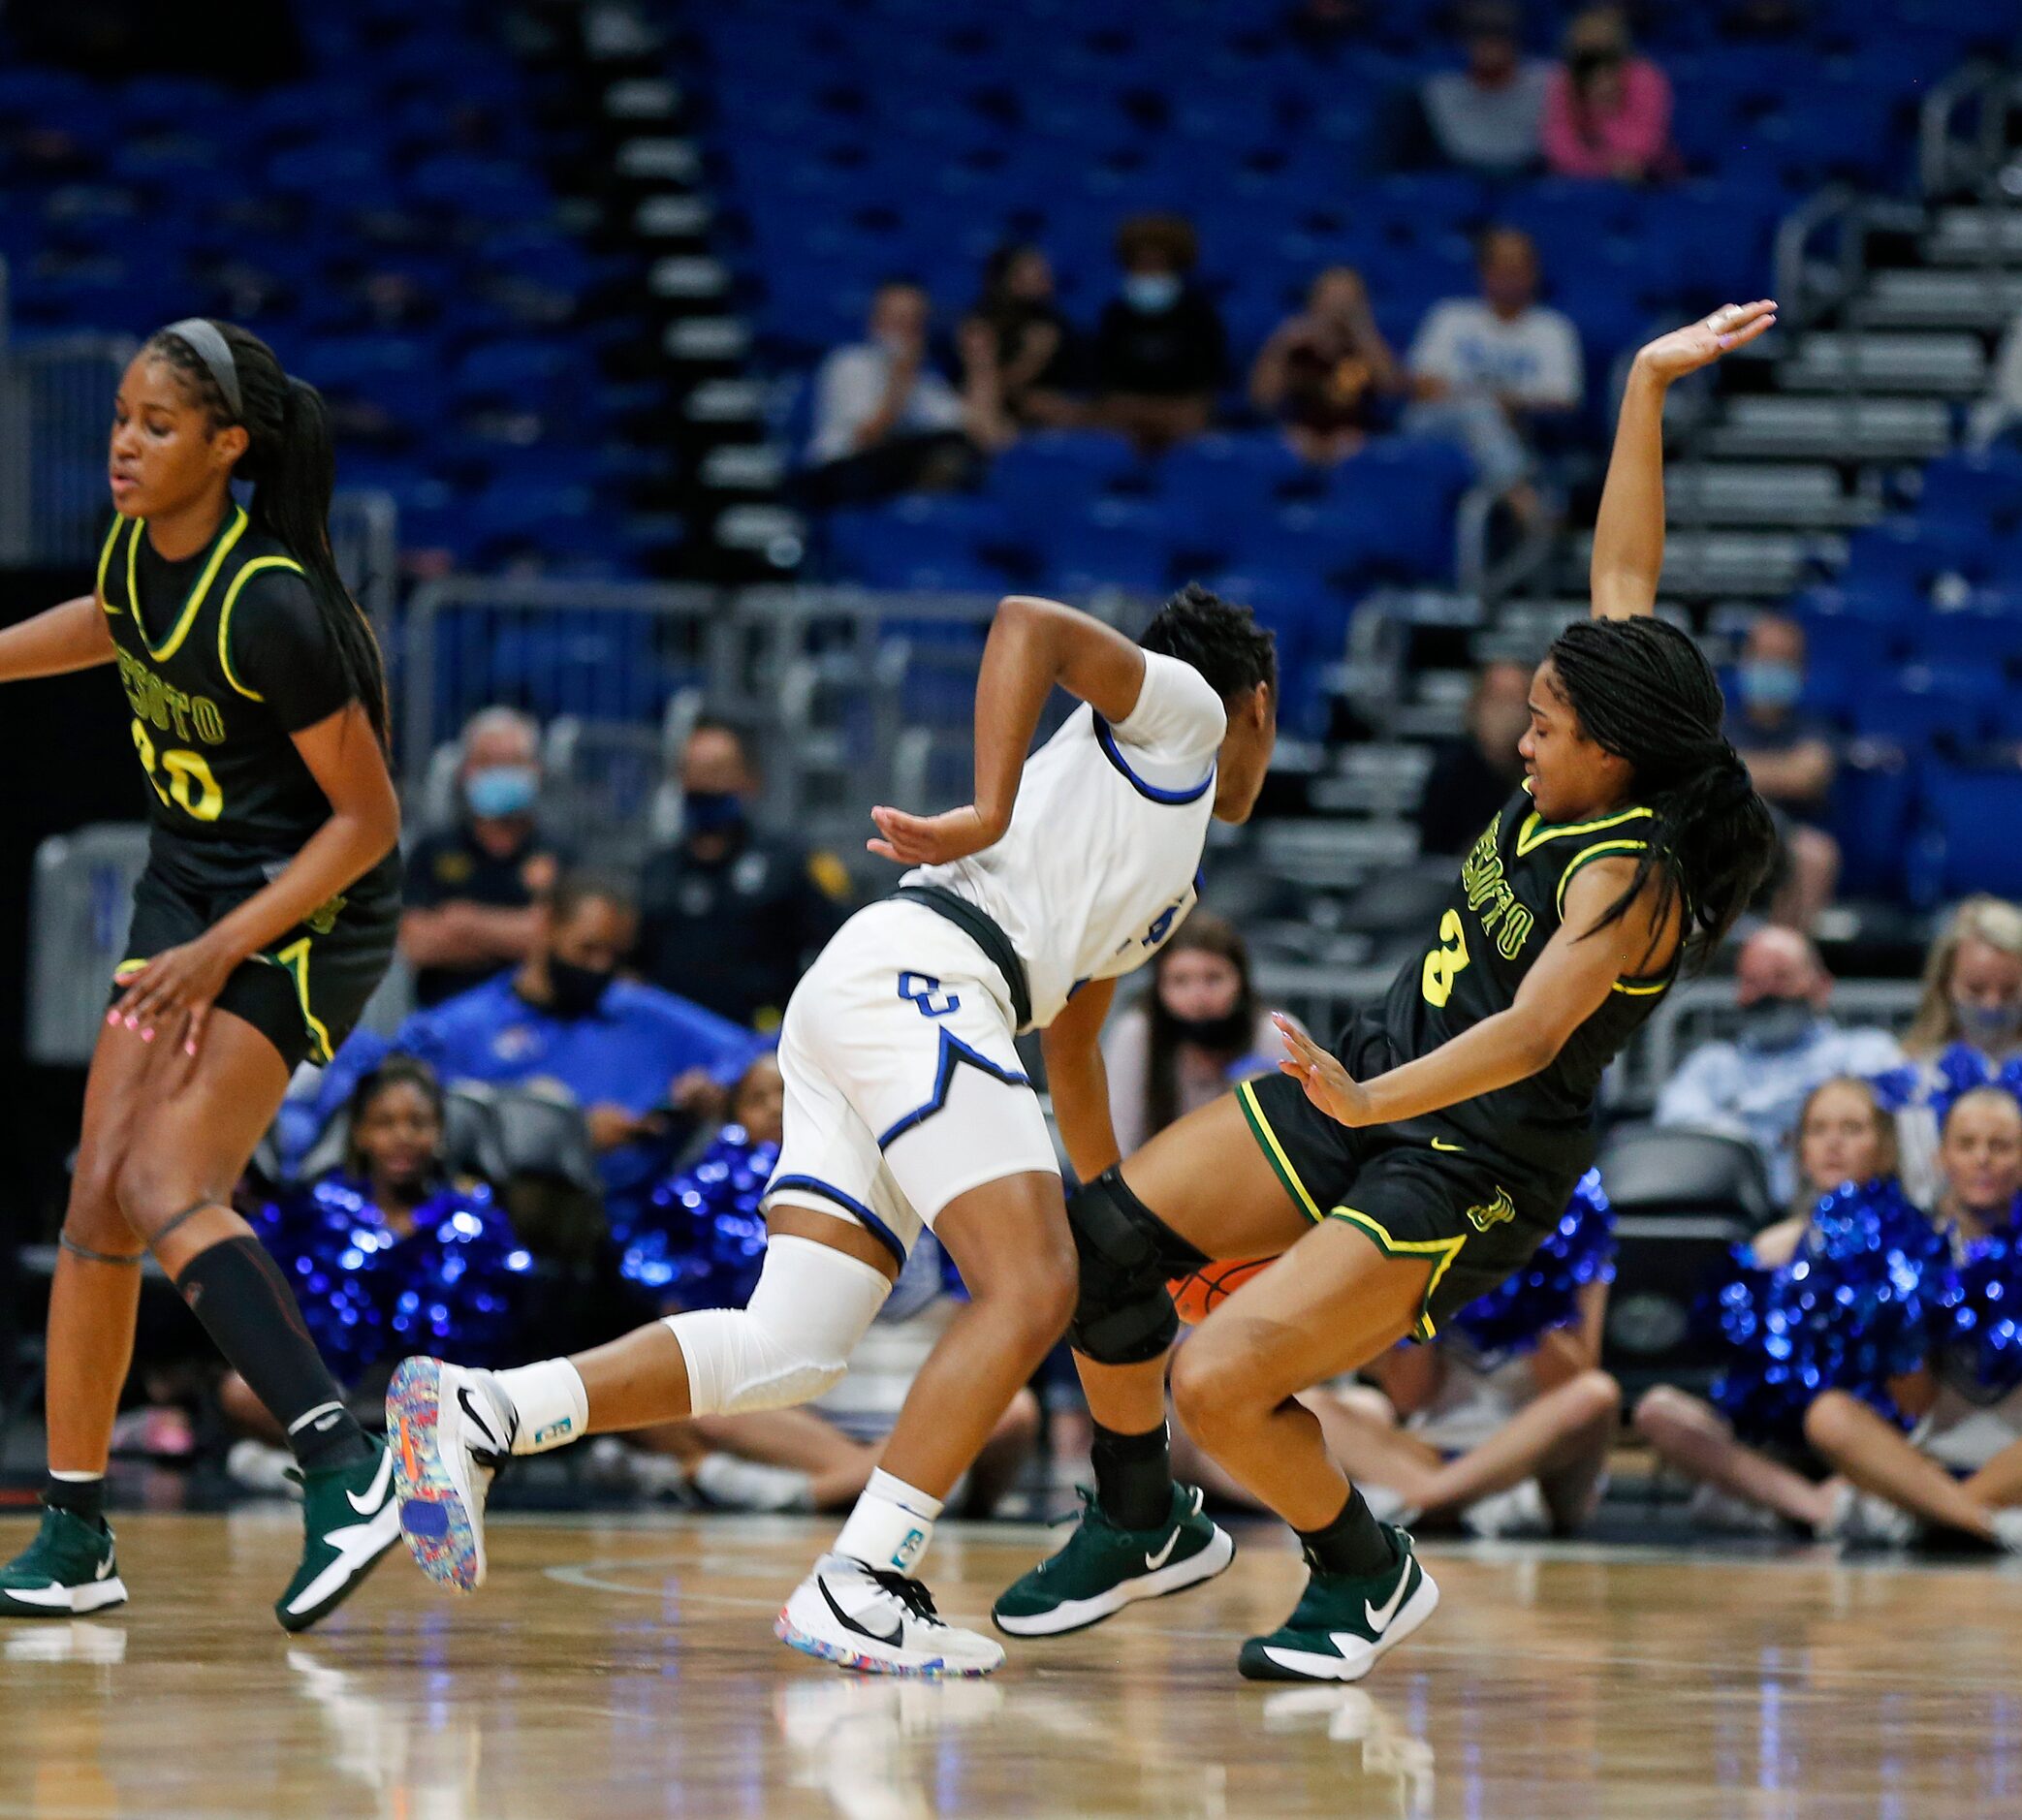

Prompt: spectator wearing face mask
[
  {"left": 318, "top": 872, "right": 762, "bottom": 1204},
  {"left": 1421, "top": 0, "right": 1552, "bottom": 175},
  {"left": 1727, "top": 613, "right": 1840, "bottom": 931},
  {"left": 1100, "top": 914, "right": 1297, "bottom": 1158},
  {"left": 1654, "top": 926, "right": 1904, "bottom": 1205},
  {"left": 1540, "top": 5, "right": 1676, "bottom": 184},
  {"left": 1092, "top": 212, "right": 1229, "bottom": 454},
  {"left": 1881, "top": 896, "right": 2022, "bottom": 1208},
  {"left": 399, "top": 706, "right": 573, "bottom": 1008},
  {"left": 636, "top": 717, "right": 853, "bottom": 1030},
  {"left": 1416, "top": 658, "right": 1533, "bottom": 856}
]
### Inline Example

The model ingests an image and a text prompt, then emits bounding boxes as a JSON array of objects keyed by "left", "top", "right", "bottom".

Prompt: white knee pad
[{"left": 668, "top": 1233, "right": 893, "bottom": 1416}]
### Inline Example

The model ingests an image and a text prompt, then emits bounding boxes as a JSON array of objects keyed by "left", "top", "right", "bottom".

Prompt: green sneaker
[
  {"left": 993, "top": 1483, "right": 1234, "bottom": 1637},
  {"left": 1237, "top": 1523, "right": 1438, "bottom": 1682},
  {"left": 274, "top": 1438, "right": 401, "bottom": 1633},
  {"left": 0, "top": 1507, "right": 128, "bottom": 1617}
]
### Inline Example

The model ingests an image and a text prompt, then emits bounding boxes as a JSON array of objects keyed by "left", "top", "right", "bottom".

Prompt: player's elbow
[{"left": 1509, "top": 1016, "right": 1566, "bottom": 1078}]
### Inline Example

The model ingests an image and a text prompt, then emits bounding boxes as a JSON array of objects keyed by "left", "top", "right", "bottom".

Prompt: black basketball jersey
[
  {"left": 1374, "top": 782, "right": 1679, "bottom": 1173},
  {"left": 96, "top": 507, "right": 396, "bottom": 902}
]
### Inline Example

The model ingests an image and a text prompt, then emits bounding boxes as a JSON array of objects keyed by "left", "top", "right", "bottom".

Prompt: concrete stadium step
[
  {"left": 1700, "top": 395, "right": 1952, "bottom": 460},
  {"left": 1850, "top": 268, "right": 2022, "bottom": 331},
  {"left": 1925, "top": 205, "right": 2022, "bottom": 266},
  {"left": 1665, "top": 461, "right": 1881, "bottom": 528},
  {"left": 1777, "top": 331, "right": 1986, "bottom": 396},
  {"left": 1569, "top": 528, "right": 1828, "bottom": 596}
]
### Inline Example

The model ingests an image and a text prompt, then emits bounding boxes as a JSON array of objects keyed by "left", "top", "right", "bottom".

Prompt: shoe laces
[{"left": 866, "top": 1567, "right": 943, "bottom": 1627}]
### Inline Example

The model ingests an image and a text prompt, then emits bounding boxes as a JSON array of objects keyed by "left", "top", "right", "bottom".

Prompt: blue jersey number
[
  {"left": 1141, "top": 902, "right": 1181, "bottom": 950},
  {"left": 898, "top": 971, "right": 961, "bottom": 1019}
]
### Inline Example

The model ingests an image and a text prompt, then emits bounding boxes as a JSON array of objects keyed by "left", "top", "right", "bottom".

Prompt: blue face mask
[
  {"left": 684, "top": 790, "right": 746, "bottom": 836},
  {"left": 1123, "top": 272, "right": 1182, "bottom": 313},
  {"left": 1739, "top": 659, "right": 1803, "bottom": 711},
  {"left": 1955, "top": 998, "right": 2022, "bottom": 1049},
  {"left": 465, "top": 765, "right": 538, "bottom": 820}
]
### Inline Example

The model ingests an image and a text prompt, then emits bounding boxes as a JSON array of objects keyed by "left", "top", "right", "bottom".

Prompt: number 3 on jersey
[
  {"left": 1421, "top": 907, "right": 1470, "bottom": 1008},
  {"left": 131, "top": 718, "right": 223, "bottom": 822}
]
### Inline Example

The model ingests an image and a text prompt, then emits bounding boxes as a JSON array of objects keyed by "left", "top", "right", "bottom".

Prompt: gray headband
[{"left": 162, "top": 318, "right": 241, "bottom": 421}]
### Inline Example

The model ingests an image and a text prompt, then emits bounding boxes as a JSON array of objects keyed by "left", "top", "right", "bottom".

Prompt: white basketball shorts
[{"left": 767, "top": 897, "right": 1059, "bottom": 1263}]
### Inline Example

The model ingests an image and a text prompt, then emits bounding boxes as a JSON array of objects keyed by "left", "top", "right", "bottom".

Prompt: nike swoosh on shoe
[
  {"left": 1144, "top": 1528, "right": 1181, "bottom": 1572},
  {"left": 457, "top": 1386, "right": 510, "bottom": 1459},
  {"left": 347, "top": 1447, "right": 395, "bottom": 1517},
  {"left": 819, "top": 1574, "right": 903, "bottom": 1647},
  {"left": 285, "top": 1504, "right": 399, "bottom": 1617},
  {"left": 1364, "top": 1562, "right": 1413, "bottom": 1635}
]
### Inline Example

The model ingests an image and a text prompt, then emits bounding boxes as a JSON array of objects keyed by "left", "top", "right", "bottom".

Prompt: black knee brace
[{"left": 1066, "top": 1168, "right": 1209, "bottom": 1365}]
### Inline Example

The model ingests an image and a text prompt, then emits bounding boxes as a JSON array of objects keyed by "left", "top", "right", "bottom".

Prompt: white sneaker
[
  {"left": 1686, "top": 1482, "right": 1782, "bottom": 1536},
  {"left": 1818, "top": 1482, "right": 1921, "bottom": 1548},
  {"left": 1989, "top": 1507, "right": 2022, "bottom": 1554},
  {"left": 690, "top": 1453, "right": 817, "bottom": 1513},
  {"left": 777, "top": 1553, "right": 1006, "bottom": 1678},
  {"left": 385, "top": 1357, "right": 514, "bottom": 1592},
  {"left": 226, "top": 1439, "right": 304, "bottom": 1500},
  {"left": 1460, "top": 1478, "right": 1550, "bottom": 1540}
]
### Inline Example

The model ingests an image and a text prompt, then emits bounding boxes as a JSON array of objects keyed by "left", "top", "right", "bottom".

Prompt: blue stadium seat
[{"left": 1922, "top": 769, "right": 2022, "bottom": 898}]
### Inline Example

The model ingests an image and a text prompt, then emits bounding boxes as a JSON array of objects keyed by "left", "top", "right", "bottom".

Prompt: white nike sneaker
[
  {"left": 777, "top": 1553, "right": 1007, "bottom": 1677},
  {"left": 1459, "top": 1477, "right": 1551, "bottom": 1541},
  {"left": 385, "top": 1358, "right": 516, "bottom": 1593}
]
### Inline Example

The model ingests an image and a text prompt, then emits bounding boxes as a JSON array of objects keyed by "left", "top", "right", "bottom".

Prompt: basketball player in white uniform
[{"left": 385, "top": 584, "right": 1278, "bottom": 1675}]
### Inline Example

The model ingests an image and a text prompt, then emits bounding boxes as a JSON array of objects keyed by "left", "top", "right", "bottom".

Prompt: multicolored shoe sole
[
  {"left": 774, "top": 1608, "right": 994, "bottom": 1679},
  {"left": 386, "top": 1357, "right": 482, "bottom": 1594}
]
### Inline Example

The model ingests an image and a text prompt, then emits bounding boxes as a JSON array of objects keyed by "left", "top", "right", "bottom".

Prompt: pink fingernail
[
  {"left": 106, "top": 1010, "right": 120, "bottom": 1026},
  {"left": 1717, "top": 332, "right": 1735, "bottom": 349},
  {"left": 140, "top": 1027, "right": 154, "bottom": 1043},
  {"left": 184, "top": 1041, "right": 197, "bottom": 1056},
  {"left": 123, "top": 1016, "right": 137, "bottom": 1030}
]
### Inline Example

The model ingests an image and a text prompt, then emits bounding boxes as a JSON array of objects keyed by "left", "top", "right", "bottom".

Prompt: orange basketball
[{"left": 1169, "top": 1257, "right": 1275, "bottom": 1325}]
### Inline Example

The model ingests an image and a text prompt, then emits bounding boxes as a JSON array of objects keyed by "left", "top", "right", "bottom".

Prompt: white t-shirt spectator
[
  {"left": 806, "top": 343, "right": 967, "bottom": 468},
  {"left": 1101, "top": 1003, "right": 1291, "bottom": 1158},
  {"left": 1408, "top": 299, "right": 1585, "bottom": 411},
  {"left": 1422, "top": 63, "right": 1553, "bottom": 173}
]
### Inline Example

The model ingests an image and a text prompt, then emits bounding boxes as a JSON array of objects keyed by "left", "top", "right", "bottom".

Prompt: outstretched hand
[
  {"left": 1273, "top": 1013, "right": 1376, "bottom": 1129},
  {"left": 867, "top": 802, "right": 1007, "bottom": 866},
  {"left": 1634, "top": 300, "right": 1778, "bottom": 385}
]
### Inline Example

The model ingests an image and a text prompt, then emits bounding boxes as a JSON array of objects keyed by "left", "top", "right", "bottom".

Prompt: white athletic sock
[
  {"left": 47, "top": 1469, "right": 104, "bottom": 1483},
  {"left": 491, "top": 1359, "right": 589, "bottom": 1456},
  {"left": 833, "top": 1469, "right": 944, "bottom": 1576}
]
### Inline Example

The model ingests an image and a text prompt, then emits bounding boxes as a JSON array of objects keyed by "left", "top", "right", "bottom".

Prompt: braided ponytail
[
  {"left": 1547, "top": 616, "right": 1777, "bottom": 969},
  {"left": 144, "top": 321, "right": 392, "bottom": 755}
]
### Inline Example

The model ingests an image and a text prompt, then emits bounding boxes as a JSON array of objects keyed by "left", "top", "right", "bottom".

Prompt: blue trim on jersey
[
  {"left": 1193, "top": 865, "right": 1205, "bottom": 895},
  {"left": 767, "top": 1173, "right": 907, "bottom": 1267},
  {"left": 1091, "top": 715, "right": 1215, "bottom": 805},
  {"left": 876, "top": 1028, "right": 1031, "bottom": 1150}
]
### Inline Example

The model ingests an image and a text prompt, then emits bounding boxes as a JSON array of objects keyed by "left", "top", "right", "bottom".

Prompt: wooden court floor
[{"left": 5, "top": 1510, "right": 2022, "bottom": 1819}]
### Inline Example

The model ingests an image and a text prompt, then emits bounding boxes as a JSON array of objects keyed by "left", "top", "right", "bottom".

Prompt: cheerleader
[
  {"left": 1805, "top": 1083, "right": 2022, "bottom": 1549},
  {"left": 1170, "top": 1173, "right": 1621, "bottom": 1538},
  {"left": 221, "top": 1057, "right": 530, "bottom": 1478},
  {"left": 1632, "top": 1076, "right": 1923, "bottom": 1532}
]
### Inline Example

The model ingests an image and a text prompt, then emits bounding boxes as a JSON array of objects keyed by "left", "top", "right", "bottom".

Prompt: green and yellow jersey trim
[
  {"left": 267, "top": 936, "right": 334, "bottom": 1065},
  {"left": 1513, "top": 802, "right": 1654, "bottom": 859},
  {"left": 1237, "top": 1080, "right": 1323, "bottom": 1221},
  {"left": 125, "top": 507, "right": 250, "bottom": 663},
  {"left": 1322, "top": 1205, "right": 1466, "bottom": 1341},
  {"left": 217, "top": 554, "right": 306, "bottom": 701},
  {"left": 95, "top": 518, "right": 124, "bottom": 614}
]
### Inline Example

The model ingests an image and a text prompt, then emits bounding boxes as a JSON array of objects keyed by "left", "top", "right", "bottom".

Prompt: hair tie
[{"left": 162, "top": 318, "right": 242, "bottom": 421}]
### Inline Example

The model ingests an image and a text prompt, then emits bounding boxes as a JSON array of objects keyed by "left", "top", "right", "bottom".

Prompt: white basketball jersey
[{"left": 903, "top": 650, "right": 1226, "bottom": 1032}]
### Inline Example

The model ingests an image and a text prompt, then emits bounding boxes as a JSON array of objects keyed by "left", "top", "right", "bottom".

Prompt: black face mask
[
  {"left": 547, "top": 958, "right": 615, "bottom": 1020},
  {"left": 1166, "top": 1006, "right": 1252, "bottom": 1051},
  {"left": 1739, "top": 995, "right": 1817, "bottom": 1052}
]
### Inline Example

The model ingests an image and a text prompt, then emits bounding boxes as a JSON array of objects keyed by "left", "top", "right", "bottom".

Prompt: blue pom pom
[
  {"left": 621, "top": 1129, "right": 782, "bottom": 1310},
  {"left": 1444, "top": 1170, "right": 1615, "bottom": 1366}
]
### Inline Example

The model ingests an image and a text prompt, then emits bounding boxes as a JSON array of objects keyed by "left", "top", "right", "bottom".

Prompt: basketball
[{"left": 1169, "top": 1257, "right": 1275, "bottom": 1325}]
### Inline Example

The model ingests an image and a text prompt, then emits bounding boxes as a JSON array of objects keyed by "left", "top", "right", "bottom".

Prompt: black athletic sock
[
  {"left": 1091, "top": 1420, "right": 1173, "bottom": 1531},
  {"left": 43, "top": 1474, "right": 105, "bottom": 1527},
  {"left": 1295, "top": 1487, "right": 1395, "bottom": 1579},
  {"left": 173, "top": 1235, "right": 372, "bottom": 1472}
]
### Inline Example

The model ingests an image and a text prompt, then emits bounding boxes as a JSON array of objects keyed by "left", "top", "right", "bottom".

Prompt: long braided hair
[
  {"left": 142, "top": 321, "right": 392, "bottom": 754},
  {"left": 1546, "top": 615, "right": 1777, "bottom": 971}
]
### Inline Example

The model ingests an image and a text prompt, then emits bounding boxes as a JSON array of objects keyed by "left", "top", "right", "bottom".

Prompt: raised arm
[
  {"left": 867, "top": 594, "right": 1146, "bottom": 866},
  {"left": 0, "top": 595, "right": 116, "bottom": 681},
  {"left": 1590, "top": 301, "right": 1777, "bottom": 621}
]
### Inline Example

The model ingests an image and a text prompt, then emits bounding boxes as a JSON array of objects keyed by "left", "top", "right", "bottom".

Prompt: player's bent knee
[
  {"left": 1573, "top": 1369, "right": 1623, "bottom": 1424},
  {"left": 1066, "top": 1167, "right": 1205, "bottom": 1365},
  {"left": 1169, "top": 1342, "right": 1248, "bottom": 1447},
  {"left": 1801, "top": 1390, "right": 1856, "bottom": 1454},
  {"left": 666, "top": 1232, "right": 890, "bottom": 1417}
]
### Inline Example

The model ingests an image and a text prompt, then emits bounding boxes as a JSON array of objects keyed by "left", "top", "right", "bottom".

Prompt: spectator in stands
[
  {"left": 636, "top": 717, "right": 853, "bottom": 1030},
  {"left": 1727, "top": 612, "right": 1840, "bottom": 930},
  {"left": 1421, "top": 1, "right": 1552, "bottom": 175},
  {"left": 805, "top": 278, "right": 1005, "bottom": 504},
  {"left": 1404, "top": 227, "right": 1582, "bottom": 520},
  {"left": 1655, "top": 926, "right": 1904, "bottom": 1205},
  {"left": 400, "top": 706, "right": 571, "bottom": 1008},
  {"left": 1541, "top": 6, "right": 1676, "bottom": 183},
  {"left": 1248, "top": 265, "right": 1401, "bottom": 464},
  {"left": 1102, "top": 914, "right": 1295, "bottom": 1157},
  {"left": 322, "top": 872, "right": 761, "bottom": 1203},
  {"left": 1416, "top": 658, "right": 1533, "bottom": 855},
  {"left": 1092, "top": 213, "right": 1229, "bottom": 454},
  {"left": 1887, "top": 895, "right": 2022, "bottom": 1206},
  {"left": 964, "top": 243, "right": 1085, "bottom": 431}
]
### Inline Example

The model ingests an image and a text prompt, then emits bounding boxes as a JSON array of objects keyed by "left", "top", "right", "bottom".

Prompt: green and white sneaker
[
  {"left": 0, "top": 1508, "right": 128, "bottom": 1617},
  {"left": 993, "top": 1483, "right": 1235, "bottom": 1637},
  {"left": 274, "top": 1438, "right": 401, "bottom": 1633},
  {"left": 1238, "top": 1524, "right": 1438, "bottom": 1682}
]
